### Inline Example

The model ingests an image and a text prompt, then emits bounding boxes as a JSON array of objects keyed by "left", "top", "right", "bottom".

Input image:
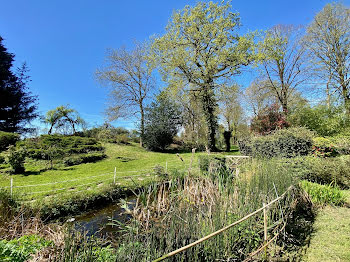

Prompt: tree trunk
[
  {"left": 223, "top": 131, "right": 231, "bottom": 152},
  {"left": 342, "top": 85, "right": 350, "bottom": 115},
  {"left": 48, "top": 125, "right": 53, "bottom": 135},
  {"left": 140, "top": 104, "right": 145, "bottom": 147},
  {"left": 201, "top": 85, "right": 218, "bottom": 152}
]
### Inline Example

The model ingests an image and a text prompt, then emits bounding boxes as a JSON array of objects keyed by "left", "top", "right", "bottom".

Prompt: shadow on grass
[
  {"left": 276, "top": 190, "right": 316, "bottom": 261},
  {"left": 115, "top": 156, "right": 137, "bottom": 162},
  {"left": 22, "top": 166, "right": 76, "bottom": 176}
]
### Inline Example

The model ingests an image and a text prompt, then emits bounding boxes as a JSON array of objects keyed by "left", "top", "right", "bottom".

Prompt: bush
[
  {"left": 63, "top": 152, "right": 107, "bottom": 166},
  {"left": 238, "top": 127, "right": 314, "bottom": 158},
  {"left": 300, "top": 180, "right": 345, "bottom": 206},
  {"left": 312, "top": 137, "right": 337, "bottom": 157},
  {"left": 7, "top": 145, "right": 25, "bottom": 173},
  {"left": 283, "top": 156, "right": 350, "bottom": 189},
  {"left": 0, "top": 235, "right": 52, "bottom": 262},
  {"left": 19, "top": 135, "right": 106, "bottom": 167},
  {"left": 330, "top": 135, "right": 350, "bottom": 155},
  {"left": 0, "top": 131, "right": 19, "bottom": 152},
  {"left": 237, "top": 137, "right": 252, "bottom": 156}
]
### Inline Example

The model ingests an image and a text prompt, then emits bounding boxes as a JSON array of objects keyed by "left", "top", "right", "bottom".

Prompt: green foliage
[
  {"left": 238, "top": 127, "right": 314, "bottom": 158},
  {"left": 0, "top": 189, "right": 18, "bottom": 223},
  {"left": 198, "top": 155, "right": 226, "bottom": 173},
  {"left": 143, "top": 93, "right": 182, "bottom": 151},
  {"left": 20, "top": 135, "right": 105, "bottom": 167},
  {"left": 56, "top": 232, "right": 116, "bottom": 262},
  {"left": 0, "top": 155, "right": 5, "bottom": 164},
  {"left": 0, "top": 235, "right": 52, "bottom": 262},
  {"left": 63, "top": 152, "right": 107, "bottom": 166},
  {"left": 312, "top": 137, "right": 337, "bottom": 157},
  {"left": 283, "top": 156, "right": 350, "bottom": 189},
  {"left": 109, "top": 158, "right": 306, "bottom": 261},
  {"left": 288, "top": 103, "right": 349, "bottom": 136},
  {"left": 301, "top": 180, "right": 345, "bottom": 206},
  {"left": 0, "top": 132, "right": 20, "bottom": 152},
  {"left": 7, "top": 145, "right": 25, "bottom": 173},
  {"left": 151, "top": 1, "right": 256, "bottom": 150},
  {"left": 81, "top": 125, "right": 136, "bottom": 144},
  {"left": 330, "top": 135, "right": 350, "bottom": 155},
  {"left": 0, "top": 37, "right": 38, "bottom": 134},
  {"left": 44, "top": 105, "right": 85, "bottom": 135}
]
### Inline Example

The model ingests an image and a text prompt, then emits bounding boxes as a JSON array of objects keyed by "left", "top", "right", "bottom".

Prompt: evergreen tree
[
  {"left": 143, "top": 93, "right": 182, "bottom": 151},
  {"left": 0, "top": 36, "right": 37, "bottom": 133}
]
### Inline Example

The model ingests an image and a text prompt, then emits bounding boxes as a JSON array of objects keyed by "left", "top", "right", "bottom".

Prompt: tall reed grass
[{"left": 110, "top": 158, "right": 301, "bottom": 261}]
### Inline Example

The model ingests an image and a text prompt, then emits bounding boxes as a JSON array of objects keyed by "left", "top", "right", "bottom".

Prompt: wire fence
[{"left": 0, "top": 158, "right": 190, "bottom": 202}]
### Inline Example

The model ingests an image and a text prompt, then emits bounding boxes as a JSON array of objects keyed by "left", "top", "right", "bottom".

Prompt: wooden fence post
[
  {"left": 114, "top": 167, "right": 116, "bottom": 185},
  {"left": 263, "top": 202, "right": 268, "bottom": 259},
  {"left": 10, "top": 178, "right": 13, "bottom": 197},
  {"left": 188, "top": 148, "right": 196, "bottom": 174}
]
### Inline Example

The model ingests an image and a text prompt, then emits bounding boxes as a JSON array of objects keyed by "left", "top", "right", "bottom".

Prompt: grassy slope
[
  {"left": 0, "top": 143, "right": 239, "bottom": 203},
  {"left": 302, "top": 190, "right": 350, "bottom": 262}
]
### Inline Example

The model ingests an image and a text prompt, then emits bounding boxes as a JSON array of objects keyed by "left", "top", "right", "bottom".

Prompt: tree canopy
[
  {"left": 0, "top": 36, "right": 37, "bottom": 133},
  {"left": 151, "top": 1, "right": 256, "bottom": 151}
]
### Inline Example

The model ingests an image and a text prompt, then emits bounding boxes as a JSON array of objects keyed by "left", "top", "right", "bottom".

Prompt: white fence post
[
  {"left": 263, "top": 202, "right": 268, "bottom": 259},
  {"left": 10, "top": 178, "right": 13, "bottom": 196},
  {"left": 114, "top": 167, "right": 116, "bottom": 185}
]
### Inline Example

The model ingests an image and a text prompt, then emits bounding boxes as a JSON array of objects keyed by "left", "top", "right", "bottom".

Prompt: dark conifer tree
[{"left": 0, "top": 36, "right": 38, "bottom": 133}]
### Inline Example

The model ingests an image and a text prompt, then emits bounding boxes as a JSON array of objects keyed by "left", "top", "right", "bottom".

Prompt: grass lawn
[
  {"left": 302, "top": 190, "right": 350, "bottom": 262},
  {"left": 0, "top": 143, "right": 240, "bottom": 204}
]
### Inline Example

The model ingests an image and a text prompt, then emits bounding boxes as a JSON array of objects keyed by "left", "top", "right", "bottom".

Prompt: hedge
[{"left": 238, "top": 127, "right": 314, "bottom": 158}]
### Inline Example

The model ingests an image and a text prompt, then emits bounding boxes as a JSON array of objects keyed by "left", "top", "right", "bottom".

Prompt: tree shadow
[{"left": 22, "top": 166, "right": 76, "bottom": 176}]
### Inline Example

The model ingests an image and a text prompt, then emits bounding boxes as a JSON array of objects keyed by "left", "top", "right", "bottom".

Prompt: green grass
[
  {"left": 302, "top": 190, "right": 350, "bottom": 262},
  {"left": 300, "top": 180, "right": 345, "bottom": 206},
  {"left": 0, "top": 143, "right": 239, "bottom": 204}
]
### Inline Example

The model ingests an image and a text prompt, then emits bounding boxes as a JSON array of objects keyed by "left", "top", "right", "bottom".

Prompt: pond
[{"left": 71, "top": 196, "right": 136, "bottom": 237}]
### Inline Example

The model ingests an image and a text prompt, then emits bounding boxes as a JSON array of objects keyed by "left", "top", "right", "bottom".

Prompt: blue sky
[{"left": 1, "top": 0, "right": 348, "bottom": 131}]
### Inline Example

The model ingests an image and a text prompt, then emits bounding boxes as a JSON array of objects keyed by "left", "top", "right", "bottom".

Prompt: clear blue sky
[{"left": 1, "top": 0, "right": 347, "bottom": 131}]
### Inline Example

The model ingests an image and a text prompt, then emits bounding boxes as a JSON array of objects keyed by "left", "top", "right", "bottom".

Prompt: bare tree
[
  {"left": 245, "top": 79, "right": 277, "bottom": 117},
  {"left": 96, "top": 43, "right": 155, "bottom": 146},
  {"left": 217, "top": 83, "right": 244, "bottom": 145},
  {"left": 304, "top": 3, "right": 350, "bottom": 114},
  {"left": 259, "top": 25, "right": 308, "bottom": 115}
]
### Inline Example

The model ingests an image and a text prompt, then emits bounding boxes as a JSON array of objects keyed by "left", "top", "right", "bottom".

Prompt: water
[{"left": 71, "top": 196, "right": 136, "bottom": 237}]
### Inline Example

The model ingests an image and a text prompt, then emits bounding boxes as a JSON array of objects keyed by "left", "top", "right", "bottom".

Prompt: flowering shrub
[{"left": 312, "top": 137, "right": 337, "bottom": 157}]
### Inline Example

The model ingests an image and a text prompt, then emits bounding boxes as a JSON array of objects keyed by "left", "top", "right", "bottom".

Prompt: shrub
[
  {"left": 63, "top": 152, "right": 107, "bottom": 166},
  {"left": 330, "top": 135, "right": 350, "bottom": 155},
  {"left": 0, "top": 235, "right": 52, "bottom": 262},
  {"left": 312, "top": 137, "right": 337, "bottom": 157},
  {"left": 250, "top": 104, "right": 289, "bottom": 135},
  {"left": 238, "top": 127, "right": 314, "bottom": 158},
  {"left": 7, "top": 145, "right": 26, "bottom": 173},
  {"left": 284, "top": 156, "right": 350, "bottom": 189},
  {"left": 0, "top": 155, "right": 5, "bottom": 164},
  {"left": 19, "top": 135, "right": 105, "bottom": 167},
  {"left": 237, "top": 137, "right": 252, "bottom": 156},
  {"left": 0, "top": 131, "right": 19, "bottom": 152},
  {"left": 300, "top": 180, "right": 345, "bottom": 206},
  {"left": 115, "top": 134, "right": 129, "bottom": 144}
]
